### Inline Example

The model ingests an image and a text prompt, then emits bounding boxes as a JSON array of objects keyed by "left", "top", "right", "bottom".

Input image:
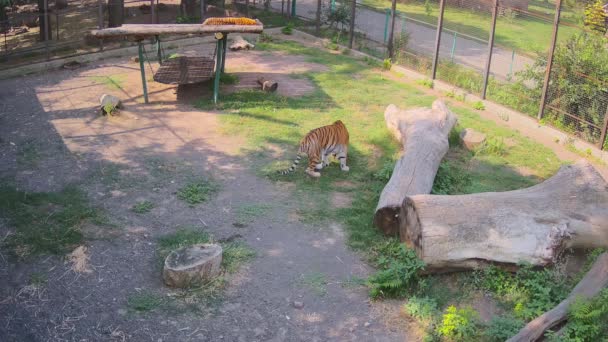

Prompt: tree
[
  {"left": 520, "top": 32, "right": 608, "bottom": 142},
  {"left": 108, "top": 0, "right": 124, "bottom": 28},
  {"left": 584, "top": 0, "right": 607, "bottom": 34}
]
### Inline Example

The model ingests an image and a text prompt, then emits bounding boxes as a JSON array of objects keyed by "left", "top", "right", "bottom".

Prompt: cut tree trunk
[
  {"left": 257, "top": 77, "right": 278, "bottom": 92},
  {"left": 163, "top": 243, "right": 223, "bottom": 288},
  {"left": 399, "top": 160, "right": 608, "bottom": 272},
  {"left": 230, "top": 35, "right": 255, "bottom": 50},
  {"left": 507, "top": 252, "right": 608, "bottom": 342},
  {"left": 373, "top": 100, "right": 457, "bottom": 236}
]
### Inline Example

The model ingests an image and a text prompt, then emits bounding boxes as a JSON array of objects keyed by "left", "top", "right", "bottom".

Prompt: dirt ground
[{"left": 0, "top": 41, "right": 407, "bottom": 341}]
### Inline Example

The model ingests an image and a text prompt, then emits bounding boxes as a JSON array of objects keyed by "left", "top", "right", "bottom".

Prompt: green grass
[
  {"left": 157, "top": 228, "right": 211, "bottom": 260},
  {"left": 176, "top": 179, "right": 219, "bottom": 206},
  {"left": 361, "top": 0, "right": 583, "bottom": 54},
  {"left": 195, "top": 38, "right": 573, "bottom": 336},
  {"left": 0, "top": 185, "right": 106, "bottom": 258},
  {"left": 127, "top": 291, "right": 166, "bottom": 313},
  {"left": 131, "top": 200, "right": 154, "bottom": 214},
  {"left": 89, "top": 74, "right": 127, "bottom": 91},
  {"left": 300, "top": 272, "right": 328, "bottom": 296},
  {"left": 234, "top": 203, "right": 271, "bottom": 227},
  {"left": 16, "top": 139, "right": 42, "bottom": 167}
]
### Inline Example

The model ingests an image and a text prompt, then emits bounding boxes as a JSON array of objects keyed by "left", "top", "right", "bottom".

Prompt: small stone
[
  {"left": 253, "top": 327, "right": 265, "bottom": 337},
  {"left": 292, "top": 301, "right": 304, "bottom": 309},
  {"left": 117, "top": 308, "right": 127, "bottom": 315},
  {"left": 459, "top": 128, "right": 486, "bottom": 150},
  {"left": 364, "top": 322, "right": 371, "bottom": 328},
  {"left": 131, "top": 56, "right": 139, "bottom": 63}
]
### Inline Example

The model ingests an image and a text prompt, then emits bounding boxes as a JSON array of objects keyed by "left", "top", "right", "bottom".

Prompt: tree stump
[
  {"left": 373, "top": 100, "right": 458, "bottom": 235},
  {"left": 257, "top": 77, "right": 278, "bottom": 92},
  {"left": 460, "top": 128, "right": 486, "bottom": 150},
  {"left": 162, "top": 243, "right": 223, "bottom": 288},
  {"left": 230, "top": 35, "right": 255, "bottom": 51},
  {"left": 99, "top": 94, "right": 122, "bottom": 115},
  {"left": 399, "top": 160, "right": 608, "bottom": 272}
]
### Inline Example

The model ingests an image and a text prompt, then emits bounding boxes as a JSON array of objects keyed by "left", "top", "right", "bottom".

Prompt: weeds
[
  {"left": 281, "top": 22, "right": 294, "bottom": 35},
  {"left": 472, "top": 101, "right": 486, "bottom": 111},
  {"left": 484, "top": 315, "right": 524, "bottom": 342},
  {"left": 367, "top": 241, "right": 425, "bottom": 298},
  {"left": 476, "top": 137, "right": 507, "bottom": 156},
  {"left": 234, "top": 203, "right": 271, "bottom": 227},
  {"left": 435, "top": 306, "right": 480, "bottom": 340},
  {"left": 300, "top": 272, "right": 328, "bottom": 296},
  {"left": 127, "top": 291, "right": 165, "bottom": 313},
  {"left": 416, "top": 78, "right": 434, "bottom": 89},
  {"left": 431, "top": 161, "right": 471, "bottom": 195},
  {"left": 131, "top": 201, "right": 154, "bottom": 214},
  {"left": 382, "top": 58, "right": 392, "bottom": 71},
  {"left": 404, "top": 296, "right": 439, "bottom": 321},
  {"left": 177, "top": 179, "right": 219, "bottom": 206}
]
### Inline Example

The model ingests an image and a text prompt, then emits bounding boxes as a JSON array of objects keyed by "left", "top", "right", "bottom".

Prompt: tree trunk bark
[
  {"left": 373, "top": 100, "right": 457, "bottom": 236},
  {"left": 400, "top": 161, "right": 608, "bottom": 272},
  {"left": 38, "top": 0, "right": 52, "bottom": 41},
  {"left": 107, "top": 0, "right": 124, "bottom": 28},
  {"left": 507, "top": 252, "right": 608, "bottom": 342},
  {"left": 315, "top": 0, "right": 321, "bottom": 35}
]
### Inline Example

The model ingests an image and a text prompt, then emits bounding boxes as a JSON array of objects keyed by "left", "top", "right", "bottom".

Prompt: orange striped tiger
[{"left": 279, "top": 120, "right": 350, "bottom": 178}]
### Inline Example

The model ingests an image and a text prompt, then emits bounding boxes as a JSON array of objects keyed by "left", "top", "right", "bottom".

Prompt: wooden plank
[{"left": 91, "top": 21, "right": 264, "bottom": 38}]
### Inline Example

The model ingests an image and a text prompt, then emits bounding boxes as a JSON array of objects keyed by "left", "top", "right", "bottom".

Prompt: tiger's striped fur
[{"left": 279, "top": 120, "right": 350, "bottom": 178}]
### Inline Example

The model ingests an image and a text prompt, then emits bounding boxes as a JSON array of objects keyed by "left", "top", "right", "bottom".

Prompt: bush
[
  {"left": 416, "top": 78, "right": 434, "bottom": 89},
  {"left": 476, "top": 137, "right": 507, "bottom": 156},
  {"left": 436, "top": 306, "right": 480, "bottom": 340},
  {"left": 431, "top": 162, "right": 471, "bottom": 195},
  {"left": 281, "top": 22, "right": 294, "bottom": 35},
  {"left": 484, "top": 315, "right": 524, "bottom": 342},
  {"left": 472, "top": 101, "right": 485, "bottom": 111},
  {"left": 382, "top": 58, "right": 392, "bottom": 71},
  {"left": 404, "top": 296, "right": 439, "bottom": 320},
  {"left": 551, "top": 288, "right": 608, "bottom": 341},
  {"left": 367, "top": 242, "right": 425, "bottom": 298}
]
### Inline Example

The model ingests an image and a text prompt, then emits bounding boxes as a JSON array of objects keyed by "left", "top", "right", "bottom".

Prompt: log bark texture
[
  {"left": 507, "top": 252, "right": 608, "bottom": 342},
  {"left": 163, "top": 243, "right": 223, "bottom": 288},
  {"left": 373, "top": 100, "right": 457, "bottom": 235},
  {"left": 400, "top": 161, "right": 608, "bottom": 271}
]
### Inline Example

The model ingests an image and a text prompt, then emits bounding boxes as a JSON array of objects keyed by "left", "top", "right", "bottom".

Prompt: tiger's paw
[
  {"left": 341, "top": 166, "right": 350, "bottom": 172},
  {"left": 306, "top": 169, "right": 321, "bottom": 178}
]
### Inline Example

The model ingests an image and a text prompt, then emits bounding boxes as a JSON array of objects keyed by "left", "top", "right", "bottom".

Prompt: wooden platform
[
  {"left": 153, "top": 57, "right": 215, "bottom": 85},
  {"left": 91, "top": 22, "right": 263, "bottom": 39}
]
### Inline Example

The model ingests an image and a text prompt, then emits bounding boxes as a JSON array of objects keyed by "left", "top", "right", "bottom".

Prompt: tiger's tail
[{"left": 278, "top": 153, "right": 303, "bottom": 175}]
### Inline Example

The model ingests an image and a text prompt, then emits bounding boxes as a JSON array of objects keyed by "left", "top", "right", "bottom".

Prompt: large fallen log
[
  {"left": 373, "top": 100, "right": 457, "bottom": 235},
  {"left": 399, "top": 161, "right": 608, "bottom": 271},
  {"left": 507, "top": 252, "right": 608, "bottom": 342}
]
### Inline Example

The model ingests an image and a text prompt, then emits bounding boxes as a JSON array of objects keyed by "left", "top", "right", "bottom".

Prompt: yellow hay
[{"left": 202, "top": 17, "right": 258, "bottom": 26}]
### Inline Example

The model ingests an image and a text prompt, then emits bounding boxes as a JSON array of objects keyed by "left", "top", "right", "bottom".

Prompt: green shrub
[
  {"left": 367, "top": 242, "right": 425, "bottom": 298},
  {"left": 416, "top": 78, "right": 434, "bottom": 89},
  {"left": 431, "top": 162, "right": 471, "bottom": 195},
  {"left": 382, "top": 58, "right": 392, "bottom": 71},
  {"left": 177, "top": 179, "right": 219, "bottom": 206},
  {"left": 281, "top": 22, "right": 294, "bottom": 35},
  {"left": 436, "top": 306, "right": 480, "bottom": 340},
  {"left": 404, "top": 296, "right": 439, "bottom": 320},
  {"left": 472, "top": 101, "right": 485, "bottom": 110},
  {"left": 550, "top": 288, "right": 608, "bottom": 341},
  {"left": 484, "top": 315, "right": 524, "bottom": 342},
  {"left": 373, "top": 160, "right": 395, "bottom": 182},
  {"left": 476, "top": 137, "right": 507, "bottom": 156}
]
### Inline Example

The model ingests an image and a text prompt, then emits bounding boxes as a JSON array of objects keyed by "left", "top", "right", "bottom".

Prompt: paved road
[{"left": 263, "top": 0, "right": 535, "bottom": 81}]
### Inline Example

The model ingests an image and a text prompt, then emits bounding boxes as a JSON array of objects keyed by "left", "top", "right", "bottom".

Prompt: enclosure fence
[{"left": 1, "top": 0, "right": 607, "bottom": 150}]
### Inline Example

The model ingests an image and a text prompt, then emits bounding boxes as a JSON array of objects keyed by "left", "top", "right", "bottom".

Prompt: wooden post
[
  {"left": 213, "top": 33, "right": 224, "bottom": 104},
  {"left": 481, "top": 0, "right": 498, "bottom": 99},
  {"left": 538, "top": 0, "right": 562, "bottom": 120},
  {"left": 387, "top": 0, "right": 397, "bottom": 59},
  {"left": 349, "top": 0, "right": 356, "bottom": 49},
  {"left": 599, "top": 107, "right": 608, "bottom": 150},
  {"left": 431, "top": 0, "right": 446, "bottom": 79},
  {"left": 138, "top": 41, "right": 149, "bottom": 104}
]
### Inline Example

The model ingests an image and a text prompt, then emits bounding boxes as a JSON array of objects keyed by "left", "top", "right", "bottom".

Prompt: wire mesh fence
[{"left": 1, "top": 0, "right": 607, "bottom": 149}]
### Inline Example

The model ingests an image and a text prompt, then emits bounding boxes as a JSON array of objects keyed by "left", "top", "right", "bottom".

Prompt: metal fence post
[
  {"left": 331, "top": 0, "right": 335, "bottom": 13},
  {"left": 98, "top": 0, "right": 104, "bottom": 51},
  {"left": 431, "top": 0, "right": 446, "bottom": 80},
  {"left": 291, "top": 0, "right": 296, "bottom": 17},
  {"left": 599, "top": 107, "right": 608, "bottom": 150},
  {"left": 508, "top": 50, "right": 515, "bottom": 78},
  {"left": 538, "top": 0, "right": 562, "bottom": 120},
  {"left": 450, "top": 31, "right": 456, "bottom": 63},
  {"left": 481, "top": 0, "right": 499, "bottom": 99},
  {"left": 387, "top": 0, "right": 397, "bottom": 59},
  {"left": 201, "top": 0, "right": 206, "bottom": 16},
  {"left": 383, "top": 8, "right": 389, "bottom": 43},
  {"left": 44, "top": 0, "right": 50, "bottom": 60},
  {"left": 349, "top": 0, "right": 356, "bottom": 49}
]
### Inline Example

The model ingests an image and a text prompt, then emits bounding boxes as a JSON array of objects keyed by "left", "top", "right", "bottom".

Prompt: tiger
[{"left": 279, "top": 120, "right": 350, "bottom": 178}]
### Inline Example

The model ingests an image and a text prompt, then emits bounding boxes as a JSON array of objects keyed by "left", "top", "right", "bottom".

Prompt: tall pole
[
  {"left": 481, "top": 0, "right": 498, "bottom": 99},
  {"left": 138, "top": 41, "right": 149, "bottom": 104},
  {"left": 291, "top": 0, "right": 296, "bottom": 17},
  {"left": 98, "top": 0, "right": 104, "bottom": 51},
  {"left": 387, "top": 0, "right": 397, "bottom": 59},
  {"left": 349, "top": 0, "right": 356, "bottom": 49},
  {"left": 599, "top": 107, "right": 608, "bottom": 150},
  {"left": 43, "top": 0, "right": 50, "bottom": 60},
  {"left": 431, "top": 0, "right": 446, "bottom": 80},
  {"left": 538, "top": 0, "right": 562, "bottom": 120}
]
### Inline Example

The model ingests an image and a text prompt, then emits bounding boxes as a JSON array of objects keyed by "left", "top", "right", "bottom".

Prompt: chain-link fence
[{"left": 1, "top": 0, "right": 607, "bottom": 149}]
